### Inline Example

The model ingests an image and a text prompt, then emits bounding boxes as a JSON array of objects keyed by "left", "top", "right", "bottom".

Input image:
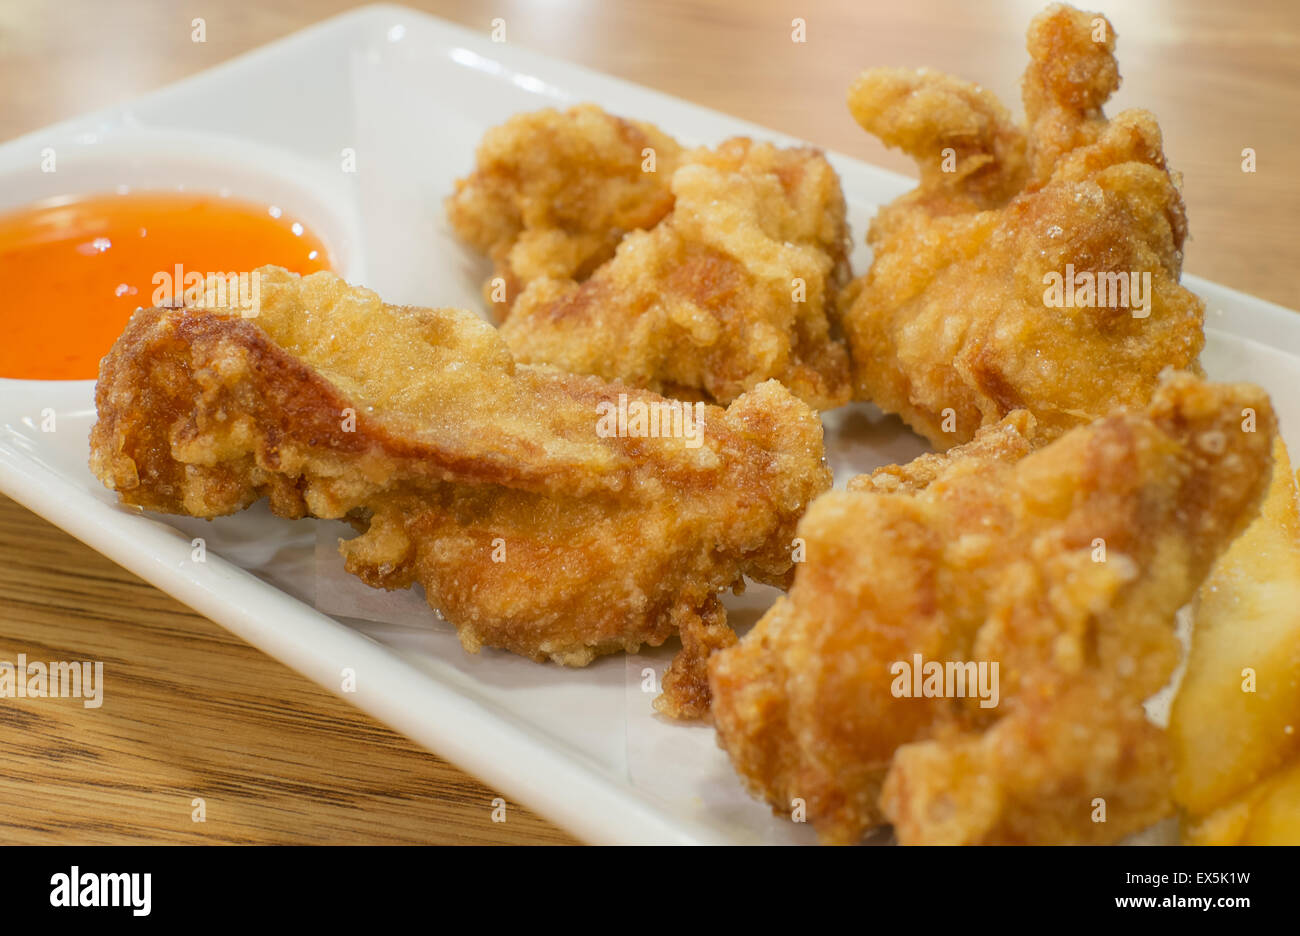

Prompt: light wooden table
[{"left": 1, "top": 0, "right": 1296, "bottom": 844}]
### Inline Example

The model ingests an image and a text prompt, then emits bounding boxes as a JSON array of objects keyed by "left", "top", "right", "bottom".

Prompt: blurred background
[{"left": 3, "top": 0, "right": 1297, "bottom": 305}]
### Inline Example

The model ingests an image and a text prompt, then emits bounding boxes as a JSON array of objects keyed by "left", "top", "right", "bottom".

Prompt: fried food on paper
[
  {"left": 709, "top": 373, "right": 1277, "bottom": 844},
  {"left": 446, "top": 104, "right": 682, "bottom": 312},
  {"left": 842, "top": 4, "right": 1204, "bottom": 448},
  {"left": 90, "top": 267, "right": 831, "bottom": 710},
  {"left": 499, "top": 138, "right": 852, "bottom": 408},
  {"left": 1170, "top": 440, "right": 1300, "bottom": 844}
]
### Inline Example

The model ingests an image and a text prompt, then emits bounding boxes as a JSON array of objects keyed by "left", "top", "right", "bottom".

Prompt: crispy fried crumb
[
  {"left": 90, "top": 267, "right": 831, "bottom": 692},
  {"left": 842, "top": 4, "right": 1204, "bottom": 448},
  {"left": 710, "top": 373, "right": 1277, "bottom": 844}
]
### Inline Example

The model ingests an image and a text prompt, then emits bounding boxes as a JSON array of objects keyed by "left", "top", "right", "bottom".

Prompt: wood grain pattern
[
  {"left": 0, "top": 0, "right": 1296, "bottom": 845},
  {"left": 0, "top": 495, "right": 575, "bottom": 844}
]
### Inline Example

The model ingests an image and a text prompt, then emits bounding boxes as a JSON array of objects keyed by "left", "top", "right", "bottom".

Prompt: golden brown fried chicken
[
  {"left": 1020, "top": 2, "right": 1120, "bottom": 185},
  {"left": 709, "top": 373, "right": 1276, "bottom": 844},
  {"left": 842, "top": 4, "right": 1204, "bottom": 448},
  {"left": 90, "top": 267, "right": 831, "bottom": 713},
  {"left": 845, "top": 69, "right": 1028, "bottom": 220},
  {"left": 499, "top": 138, "right": 852, "bottom": 409},
  {"left": 445, "top": 104, "right": 682, "bottom": 312}
]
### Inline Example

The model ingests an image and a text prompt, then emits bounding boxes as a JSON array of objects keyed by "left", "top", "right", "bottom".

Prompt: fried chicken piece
[
  {"left": 1171, "top": 440, "right": 1300, "bottom": 840},
  {"left": 847, "top": 408, "right": 1038, "bottom": 495},
  {"left": 710, "top": 373, "right": 1276, "bottom": 844},
  {"left": 1021, "top": 1, "right": 1120, "bottom": 184},
  {"left": 90, "top": 267, "right": 830, "bottom": 706},
  {"left": 446, "top": 104, "right": 682, "bottom": 313},
  {"left": 654, "top": 599, "right": 738, "bottom": 720},
  {"left": 845, "top": 68, "right": 1028, "bottom": 221},
  {"left": 842, "top": 4, "right": 1204, "bottom": 449},
  {"left": 499, "top": 138, "right": 852, "bottom": 409}
]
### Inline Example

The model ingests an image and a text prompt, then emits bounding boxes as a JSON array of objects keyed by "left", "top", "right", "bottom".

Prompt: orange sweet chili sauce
[{"left": 0, "top": 191, "right": 332, "bottom": 380}]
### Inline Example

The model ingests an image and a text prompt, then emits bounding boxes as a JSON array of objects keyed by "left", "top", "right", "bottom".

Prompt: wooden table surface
[{"left": 1, "top": 0, "right": 1297, "bottom": 844}]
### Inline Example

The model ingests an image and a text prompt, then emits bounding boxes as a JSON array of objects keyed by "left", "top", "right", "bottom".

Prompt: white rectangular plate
[{"left": 2, "top": 4, "right": 1297, "bottom": 845}]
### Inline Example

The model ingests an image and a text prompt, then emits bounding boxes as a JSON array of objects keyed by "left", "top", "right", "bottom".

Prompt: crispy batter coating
[
  {"left": 89, "top": 268, "right": 831, "bottom": 708},
  {"left": 709, "top": 373, "right": 1277, "bottom": 844},
  {"left": 1021, "top": 1, "right": 1119, "bottom": 184},
  {"left": 842, "top": 4, "right": 1204, "bottom": 448},
  {"left": 846, "top": 68, "right": 1028, "bottom": 220},
  {"left": 499, "top": 138, "right": 852, "bottom": 408},
  {"left": 445, "top": 103, "right": 682, "bottom": 310},
  {"left": 654, "top": 599, "right": 738, "bottom": 720},
  {"left": 847, "top": 409, "right": 1038, "bottom": 495}
]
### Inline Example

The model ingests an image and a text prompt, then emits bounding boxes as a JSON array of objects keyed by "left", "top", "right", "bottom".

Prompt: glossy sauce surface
[{"left": 0, "top": 192, "right": 332, "bottom": 379}]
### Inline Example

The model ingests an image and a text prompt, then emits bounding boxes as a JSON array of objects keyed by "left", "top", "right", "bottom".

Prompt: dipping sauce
[{"left": 0, "top": 192, "right": 332, "bottom": 379}]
